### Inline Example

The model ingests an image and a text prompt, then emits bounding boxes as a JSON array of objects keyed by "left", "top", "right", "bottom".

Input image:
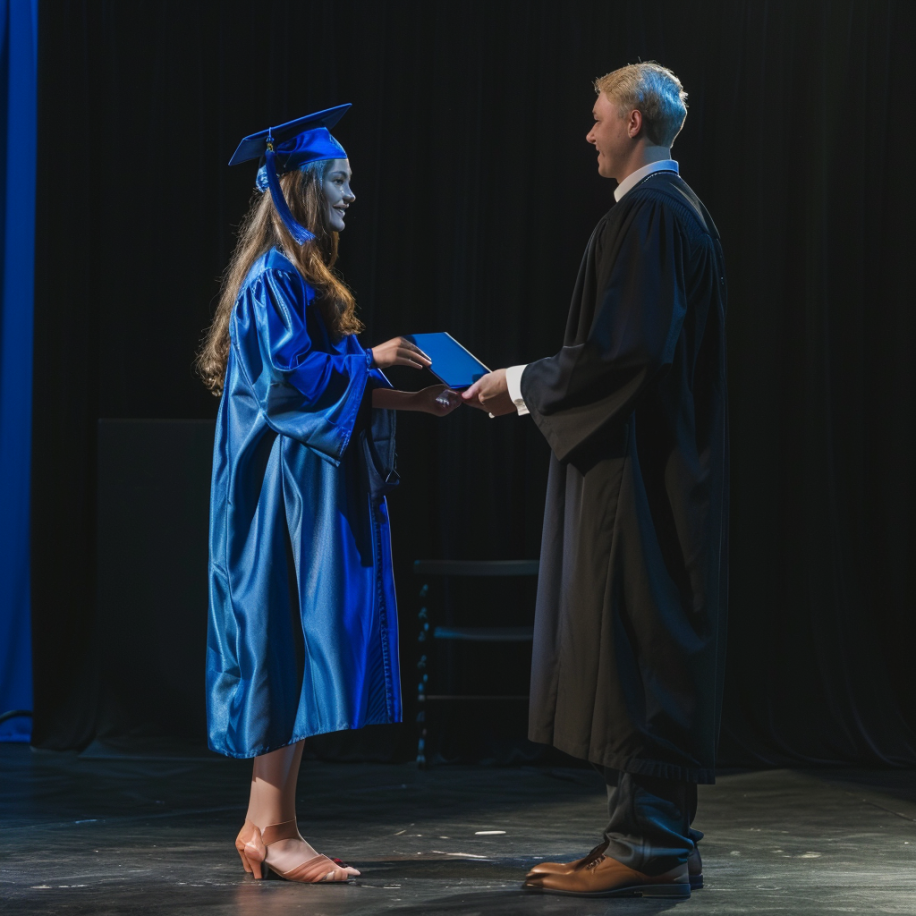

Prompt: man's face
[
  {"left": 323, "top": 158, "right": 355, "bottom": 233},
  {"left": 586, "top": 92, "right": 631, "bottom": 180}
]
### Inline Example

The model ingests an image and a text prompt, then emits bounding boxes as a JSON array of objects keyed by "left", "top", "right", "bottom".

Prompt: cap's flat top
[{"left": 229, "top": 104, "right": 351, "bottom": 166}]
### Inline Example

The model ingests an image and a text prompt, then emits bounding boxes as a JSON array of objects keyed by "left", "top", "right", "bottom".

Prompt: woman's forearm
[
  {"left": 372, "top": 389, "right": 420, "bottom": 411},
  {"left": 372, "top": 385, "right": 461, "bottom": 416}
]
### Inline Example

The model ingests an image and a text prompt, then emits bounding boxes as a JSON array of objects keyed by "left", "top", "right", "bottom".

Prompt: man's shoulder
[{"left": 625, "top": 174, "right": 718, "bottom": 240}]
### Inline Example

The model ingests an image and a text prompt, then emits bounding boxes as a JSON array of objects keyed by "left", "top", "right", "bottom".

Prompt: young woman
[{"left": 197, "top": 106, "right": 458, "bottom": 884}]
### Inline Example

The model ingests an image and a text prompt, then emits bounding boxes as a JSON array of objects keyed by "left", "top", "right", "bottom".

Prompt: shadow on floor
[
  {"left": 384, "top": 888, "right": 685, "bottom": 915},
  {"left": 804, "top": 767, "right": 916, "bottom": 812}
]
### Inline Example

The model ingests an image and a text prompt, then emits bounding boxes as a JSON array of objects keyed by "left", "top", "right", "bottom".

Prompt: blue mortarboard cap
[
  {"left": 228, "top": 104, "right": 350, "bottom": 168},
  {"left": 229, "top": 104, "right": 351, "bottom": 244}
]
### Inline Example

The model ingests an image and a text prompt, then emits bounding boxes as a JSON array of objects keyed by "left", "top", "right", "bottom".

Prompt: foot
[
  {"left": 266, "top": 836, "right": 360, "bottom": 880},
  {"left": 527, "top": 841, "right": 609, "bottom": 877},
  {"left": 527, "top": 843, "right": 702, "bottom": 889},
  {"left": 237, "top": 819, "right": 360, "bottom": 882},
  {"left": 524, "top": 854, "right": 690, "bottom": 898}
]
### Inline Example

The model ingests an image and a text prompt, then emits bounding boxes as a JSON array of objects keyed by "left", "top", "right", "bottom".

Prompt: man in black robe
[{"left": 463, "top": 62, "right": 728, "bottom": 898}]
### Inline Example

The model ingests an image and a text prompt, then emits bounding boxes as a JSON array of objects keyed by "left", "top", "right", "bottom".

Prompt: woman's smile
[{"left": 323, "top": 159, "right": 355, "bottom": 232}]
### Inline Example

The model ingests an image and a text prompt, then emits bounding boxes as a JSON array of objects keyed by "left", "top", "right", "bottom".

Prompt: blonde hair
[
  {"left": 197, "top": 161, "right": 362, "bottom": 396},
  {"left": 595, "top": 62, "right": 688, "bottom": 147}
]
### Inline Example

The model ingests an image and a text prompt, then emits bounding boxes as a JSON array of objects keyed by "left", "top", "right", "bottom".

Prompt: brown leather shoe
[
  {"left": 527, "top": 843, "right": 703, "bottom": 889},
  {"left": 526, "top": 841, "right": 609, "bottom": 878},
  {"left": 524, "top": 854, "right": 690, "bottom": 898}
]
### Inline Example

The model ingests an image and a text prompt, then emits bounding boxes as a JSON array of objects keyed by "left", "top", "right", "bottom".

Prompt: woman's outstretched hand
[
  {"left": 370, "top": 338, "right": 432, "bottom": 370},
  {"left": 416, "top": 385, "right": 463, "bottom": 416}
]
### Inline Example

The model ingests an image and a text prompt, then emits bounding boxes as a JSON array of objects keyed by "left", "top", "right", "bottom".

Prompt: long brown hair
[{"left": 197, "top": 160, "right": 363, "bottom": 396}]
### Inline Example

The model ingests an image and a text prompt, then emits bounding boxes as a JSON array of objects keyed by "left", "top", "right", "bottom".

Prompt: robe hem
[
  {"left": 209, "top": 713, "right": 403, "bottom": 760},
  {"left": 528, "top": 728, "right": 716, "bottom": 784}
]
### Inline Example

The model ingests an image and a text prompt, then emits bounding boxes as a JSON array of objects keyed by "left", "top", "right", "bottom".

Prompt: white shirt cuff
[{"left": 505, "top": 364, "right": 529, "bottom": 416}]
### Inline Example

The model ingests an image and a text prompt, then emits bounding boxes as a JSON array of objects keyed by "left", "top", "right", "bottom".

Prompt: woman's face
[{"left": 323, "top": 159, "right": 355, "bottom": 232}]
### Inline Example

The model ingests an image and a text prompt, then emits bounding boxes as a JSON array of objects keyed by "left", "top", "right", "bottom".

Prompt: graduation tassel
[{"left": 264, "top": 135, "right": 315, "bottom": 245}]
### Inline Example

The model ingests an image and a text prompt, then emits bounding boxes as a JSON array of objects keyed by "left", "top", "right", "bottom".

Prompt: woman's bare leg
[
  {"left": 247, "top": 740, "right": 305, "bottom": 828},
  {"left": 245, "top": 740, "right": 359, "bottom": 877}
]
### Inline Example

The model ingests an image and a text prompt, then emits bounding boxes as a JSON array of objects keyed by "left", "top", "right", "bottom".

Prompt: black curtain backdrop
[{"left": 31, "top": 0, "right": 916, "bottom": 767}]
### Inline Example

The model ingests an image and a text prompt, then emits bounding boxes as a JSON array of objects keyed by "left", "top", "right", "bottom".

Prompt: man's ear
[{"left": 626, "top": 109, "right": 643, "bottom": 139}]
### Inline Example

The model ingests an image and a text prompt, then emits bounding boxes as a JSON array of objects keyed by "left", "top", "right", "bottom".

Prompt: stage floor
[{"left": 1, "top": 744, "right": 914, "bottom": 915}]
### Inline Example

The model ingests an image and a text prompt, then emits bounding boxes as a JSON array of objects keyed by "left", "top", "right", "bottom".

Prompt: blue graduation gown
[{"left": 206, "top": 248, "right": 402, "bottom": 759}]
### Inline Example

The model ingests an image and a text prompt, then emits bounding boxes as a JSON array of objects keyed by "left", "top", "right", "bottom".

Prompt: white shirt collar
[{"left": 614, "top": 159, "right": 679, "bottom": 202}]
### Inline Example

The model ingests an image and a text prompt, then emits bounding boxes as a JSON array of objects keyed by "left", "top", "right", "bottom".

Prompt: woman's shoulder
[{"left": 239, "top": 248, "right": 312, "bottom": 300}]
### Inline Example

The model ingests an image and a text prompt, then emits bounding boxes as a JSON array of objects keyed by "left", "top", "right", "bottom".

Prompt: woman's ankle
[{"left": 245, "top": 812, "right": 296, "bottom": 831}]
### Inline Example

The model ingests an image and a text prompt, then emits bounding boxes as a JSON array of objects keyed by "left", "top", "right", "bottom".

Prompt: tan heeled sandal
[
  {"left": 236, "top": 819, "right": 353, "bottom": 883},
  {"left": 235, "top": 819, "right": 262, "bottom": 876}
]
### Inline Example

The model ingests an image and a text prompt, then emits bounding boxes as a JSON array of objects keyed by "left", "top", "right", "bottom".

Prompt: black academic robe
[{"left": 522, "top": 171, "right": 728, "bottom": 784}]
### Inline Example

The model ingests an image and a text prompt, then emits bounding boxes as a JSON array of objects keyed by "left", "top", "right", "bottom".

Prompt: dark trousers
[{"left": 600, "top": 768, "right": 702, "bottom": 874}]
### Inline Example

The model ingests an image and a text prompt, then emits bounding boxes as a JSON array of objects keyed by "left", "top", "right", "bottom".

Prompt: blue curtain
[{"left": 0, "top": 0, "right": 37, "bottom": 742}]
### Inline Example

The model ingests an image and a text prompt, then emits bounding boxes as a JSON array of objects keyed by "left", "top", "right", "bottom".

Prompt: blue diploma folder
[{"left": 404, "top": 333, "right": 490, "bottom": 390}]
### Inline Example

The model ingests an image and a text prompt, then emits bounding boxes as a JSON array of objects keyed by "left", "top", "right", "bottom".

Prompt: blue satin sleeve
[
  {"left": 231, "top": 267, "right": 379, "bottom": 465},
  {"left": 344, "top": 331, "right": 395, "bottom": 393}
]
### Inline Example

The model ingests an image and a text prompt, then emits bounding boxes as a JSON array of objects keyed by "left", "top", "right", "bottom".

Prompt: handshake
[{"left": 426, "top": 369, "right": 516, "bottom": 417}]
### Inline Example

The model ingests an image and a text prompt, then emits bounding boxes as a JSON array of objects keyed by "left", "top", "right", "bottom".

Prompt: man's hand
[{"left": 461, "top": 368, "right": 516, "bottom": 416}]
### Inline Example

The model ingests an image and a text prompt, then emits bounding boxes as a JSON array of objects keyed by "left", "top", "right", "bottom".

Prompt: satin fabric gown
[{"left": 206, "top": 247, "right": 402, "bottom": 759}]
